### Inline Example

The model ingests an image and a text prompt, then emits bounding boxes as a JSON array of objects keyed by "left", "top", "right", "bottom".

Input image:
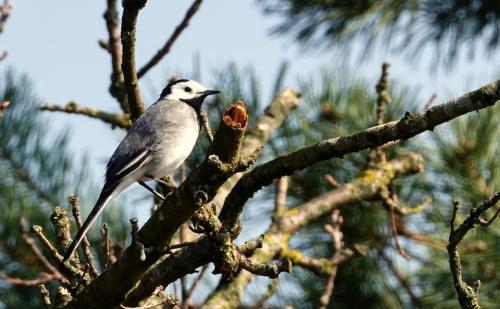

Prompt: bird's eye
[{"left": 184, "top": 87, "right": 192, "bottom": 93}]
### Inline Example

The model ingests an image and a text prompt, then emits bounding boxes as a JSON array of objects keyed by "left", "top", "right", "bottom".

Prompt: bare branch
[
  {"left": 19, "top": 217, "right": 66, "bottom": 283},
  {"left": 0, "top": 50, "right": 7, "bottom": 62},
  {"left": 273, "top": 176, "right": 288, "bottom": 218},
  {"left": 195, "top": 156, "right": 422, "bottom": 308},
  {"left": 219, "top": 79, "right": 500, "bottom": 229},
  {"left": 447, "top": 192, "right": 500, "bottom": 309},
  {"left": 211, "top": 88, "right": 300, "bottom": 211},
  {"left": 0, "top": 0, "right": 13, "bottom": 33},
  {"left": 137, "top": 0, "right": 203, "bottom": 78},
  {"left": 200, "top": 111, "right": 214, "bottom": 143},
  {"left": 375, "top": 61, "right": 391, "bottom": 126},
  {"left": 0, "top": 100, "right": 10, "bottom": 117},
  {"left": 424, "top": 93, "right": 437, "bottom": 110},
  {"left": 101, "top": 223, "right": 116, "bottom": 268},
  {"left": 103, "top": 0, "right": 129, "bottom": 113},
  {"left": 41, "top": 102, "right": 132, "bottom": 129},
  {"left": 31, "top": 225, "right": 64, "bottom": 265},
  {"left": 238, "top": 255, "right": 291, "bottom": 279},
  {"left": 38, "top": 284, "right": 52, "bottom": 308},
  {"left": 69, "top": 194, "right": 99, "bottom": 277},
  {"left": 0, "top": 272, "right": 59, "bottom": 286},
  {"left": 68, "top": 102, "right": 249, "bottom": 308},
  {"left": 121, "top": 0, "right": 147, "bottom": 121},
  {"left": 380, "top": 189, "right": 411, "bottom": 260},
  {"left": 319, "top": 210, "right": 343, "bottom": 309}
]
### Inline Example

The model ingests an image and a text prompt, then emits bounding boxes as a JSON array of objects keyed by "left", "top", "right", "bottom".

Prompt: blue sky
[{"left": 1, "top": 1, "right": 499, "bottom": 218}]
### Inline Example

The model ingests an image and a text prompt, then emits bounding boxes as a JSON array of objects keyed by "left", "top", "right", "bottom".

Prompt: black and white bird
[{"left": 63, "top": 79, "right": 220, "bottom": 262}]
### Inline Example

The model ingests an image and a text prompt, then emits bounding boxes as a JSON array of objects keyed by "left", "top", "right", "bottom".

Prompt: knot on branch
[
  {"left": 212, "top": 233, "right": 291, "bottom": 280},
  {"left": 190, "top": 204, "right": 222, "bottom": 234},
  {"left": 50, "top": 207, "right": 72, "bottom": 248},
  {"left": 208, "top": 101, "right": 249, "bottom": 164},
  {"left": 130, "top": 218, "right": 147, "bottom": 261},
  {"left": 238, "top": 235, "right": 264, "bottom": 256}
]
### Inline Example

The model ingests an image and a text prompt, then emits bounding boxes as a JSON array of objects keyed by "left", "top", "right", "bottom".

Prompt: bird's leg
[
  {"left": 138, "top": 181, "right": 166, "bottom": 201},
  {"left": 146, "top": 175, "right": 178, "bottom": 189}
]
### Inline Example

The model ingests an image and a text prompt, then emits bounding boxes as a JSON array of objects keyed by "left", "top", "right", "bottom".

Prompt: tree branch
[
  {"left": 447, "top": 192, "right": 500, "bottom": 309},
  {"left": 103, "top": 0, "right": 129, "bottom": 113},
  {"left": 124, "top": 149, "right": 422, "bottom": 307},
  {"left": 69, "top": 195, "right": 99, "bottom": 277},
  {"left": 200, "top": 155, "right": 423, "bottom": 308},
  {"left": 211, "top": 88, "right": 300, "bottom": 211},
  {"left": 219, "top": 79, "right": 500, "bottom": 229},
  {"left": 121, "top": 0, "right": 146, "bottom": 121},
  {"left": 137, "top": 0, "right": 203, "bottom": 78},
  {"left": 41, "top": 102, "right": 132, "bottom": 129},
  {"left": 0, "top": 0, "right": 12, "bottom": 33},
  {"left": 65, "top": 102, "right": 249, "bottom": 308}
]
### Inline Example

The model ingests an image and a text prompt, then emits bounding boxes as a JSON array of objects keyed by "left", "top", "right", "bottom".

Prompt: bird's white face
[{"left": 161, "top": 79, "right": 217, "bottom": 102}]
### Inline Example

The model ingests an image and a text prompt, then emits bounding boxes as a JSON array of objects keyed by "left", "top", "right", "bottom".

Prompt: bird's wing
[{"left": 104, "top": 108, "right": 161, "bottom": 186}]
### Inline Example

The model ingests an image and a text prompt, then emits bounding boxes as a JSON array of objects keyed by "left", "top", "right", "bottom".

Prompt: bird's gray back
[{"left": 106, "top": 99, "right": 199, "bottom": 182}]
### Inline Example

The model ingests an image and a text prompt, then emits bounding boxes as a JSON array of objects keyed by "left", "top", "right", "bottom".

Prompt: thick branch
[
  {"left": 124, "top": 107, "right": 420, "bottom": 307},
  {"left": 121, "top": 0, "right": 146, "bottom": 121},
  {"left": 123, "top": 91, "right": 299, "bottom": 303},
  {"left": 219, "top": 79, "right": 500, "bottom": 228},
  {"left": 200, "top": 156, "right": 423, "bottom": 309},
  {"left": 66, "top": 103, "right": 248, "bottom": 309},
  {"left": 211, "top": 89, "right": 300, "bottom": 210},
  {"left": 41, "top": 102, "right": 132, "bottom": 129},
  {"left": 137, "top": 0, "right": 203, "bottom": 78}
]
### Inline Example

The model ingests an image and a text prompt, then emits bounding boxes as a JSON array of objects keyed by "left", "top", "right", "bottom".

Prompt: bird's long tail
[{"left": 63, "top": 184, "right": 117, "bottom": 262}]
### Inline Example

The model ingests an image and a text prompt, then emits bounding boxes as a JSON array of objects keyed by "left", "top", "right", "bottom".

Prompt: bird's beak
[{"left": 202, "top": 90, "right": 220, "bottom": 97}]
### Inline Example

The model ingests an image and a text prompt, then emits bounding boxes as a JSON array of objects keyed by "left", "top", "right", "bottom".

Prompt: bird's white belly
[{"left": 147, "top": 124, "right": 199, "bottom": 178}]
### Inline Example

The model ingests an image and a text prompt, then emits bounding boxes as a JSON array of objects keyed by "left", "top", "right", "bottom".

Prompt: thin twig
[
  {"left": 121, "top": 0, "right": 146, "bottom": 121},
  {"left": 19, "top": 217, "right": 65, "bottom": 283},
  {"left": 371, "top": 61, "right": 391, "bottom": 163},
  {"left": 0, "top": 50, "right": 7, "bottom": 61},
  {"left": 200, "top": 111, "right": 214, "bottom": 143},
  {"left": 69, "top": 194, "right": 99, "bottom": 277},
  {"left": 130, "top": 218, "right": 146, "bottom": 261},
  {"left": 382, "top": 189, "right": 411, "bottom": 260},
  {"left": 38, "top": 284, "right": 52, "bottom": 308},
  {"left": 137, "top": 0, "right": 203, "bottom": 78},
  {"left": 319, "top": 210, "right": 343, "bottom": 309},
  {"left": 424, "top": 93, "right": 437, "bottom": 110},
  {"left": 31, "top": 225, "right": 64, "bottom": 264},
  {"left": 101, "top": 223, "right": 116, "bottom": 268},
  {"left": 0, "top": 0, "right": 13, "bottom": 33},
  {"left": 447, "top": 192, "right": 500, "bottom": 309},
  {"left": 375, "top": 61, "right": 391, "bottom": 126},
  {"left": 0, "top": 272, "right": 58, "bottom": 286},
  {"left": 274, "top": 176, "right": 288, "bottom": 218},
  {"left": 104, "top": 0, "right": 129, "bottom": 113},
  {"left": 32, "top": 224, "right": 87, "bottom": 279},
  {"left": 41, "top": 102, "right": 131, "bottom": 129}
]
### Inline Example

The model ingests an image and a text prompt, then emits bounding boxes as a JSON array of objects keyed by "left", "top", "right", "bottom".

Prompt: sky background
[{"left": 1, "top": 0, "right": 499, "bottom": 230}]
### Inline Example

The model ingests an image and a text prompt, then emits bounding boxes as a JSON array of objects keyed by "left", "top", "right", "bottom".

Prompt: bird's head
[{"left": 159, "top": 79, "right": 220, "bottom": 111}]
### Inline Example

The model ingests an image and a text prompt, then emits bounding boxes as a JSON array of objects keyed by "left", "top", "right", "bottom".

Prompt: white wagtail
[{"left": 63, "top": 79, "right": 220, "bottom": 262}]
